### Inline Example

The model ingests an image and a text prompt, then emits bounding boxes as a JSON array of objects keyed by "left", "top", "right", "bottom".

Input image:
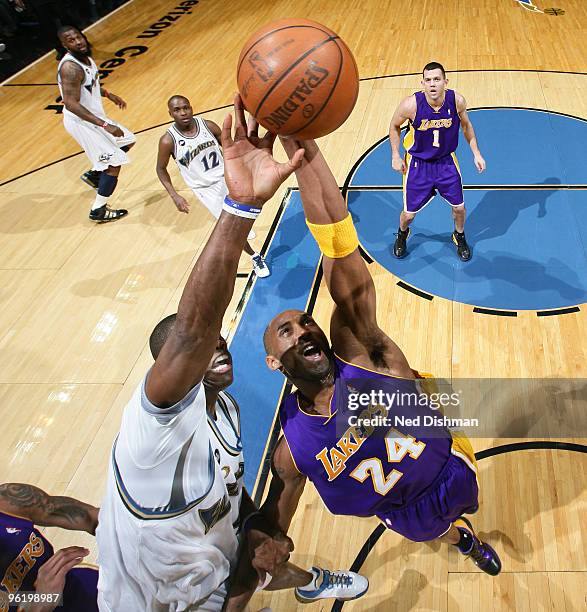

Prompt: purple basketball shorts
[
  {"left": 63, "top": 566, "right": 99, "bottom": 611},
  {"left": 404, "top": 154, "right": 464, "bottom": 213},
  {"left": 376, "top": 453, "right": 479, "bottom": 542}
]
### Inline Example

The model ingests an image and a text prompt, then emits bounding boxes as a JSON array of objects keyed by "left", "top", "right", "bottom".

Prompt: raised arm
[
  {"left": 156, "top": 132, "right": 190, "bottom": 213},
  {"left": 146, "top": 96, "right": 303, "bottom": 407},
  {"left": 389, "top": 95, "right": 417, "bottom": 174},
  {"left": 59, "top": 61, "right": 122, "bottom": 138},
  {"left": 280, "top": 138, "right": 412, "bottom": 374},
  {"left": 456, "top": 93, "right": 485, "bottom": 172},
  {"left": 0, "top": 483, "right": 98, "bottom": 535}
]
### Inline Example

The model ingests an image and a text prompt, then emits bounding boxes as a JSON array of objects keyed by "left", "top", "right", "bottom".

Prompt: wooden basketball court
[{"left": 1, "top": 0, "right": 586, "bottom": 610}]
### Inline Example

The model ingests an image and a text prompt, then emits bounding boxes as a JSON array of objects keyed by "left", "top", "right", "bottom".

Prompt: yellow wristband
[{"left": 306, "top": 214, "right": 359, "bottom": 258}]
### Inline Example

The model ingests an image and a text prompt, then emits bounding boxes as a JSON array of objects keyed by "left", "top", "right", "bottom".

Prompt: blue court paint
[
  {"left": 348, "top": 108, "right": 587, "bottom": 311},
  {"left": 228, "top": 193, "right": 321, "bottom": 491},
  {"left": 348, "top": 188, "right": 587, "bottom": 310},
  {"left": 350, "top": 109, "right": 587, "bottom": 187}
]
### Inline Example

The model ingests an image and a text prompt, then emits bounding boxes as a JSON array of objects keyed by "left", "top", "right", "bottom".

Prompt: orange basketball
[{"left": 237, "top": 19, "right": 359, "bottom": 139}]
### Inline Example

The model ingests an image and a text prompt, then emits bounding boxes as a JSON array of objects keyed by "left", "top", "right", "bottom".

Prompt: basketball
[{"left": 237, "top": 19, "right": 359, "bottom": 139}]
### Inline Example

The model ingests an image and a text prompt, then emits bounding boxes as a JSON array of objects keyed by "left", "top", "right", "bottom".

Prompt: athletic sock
[
  {"left": 92, "top": 194, "right": 108, "bottom": 211},
  {"left": 92, "top": 173, "right": 119, "bottom": 211}
]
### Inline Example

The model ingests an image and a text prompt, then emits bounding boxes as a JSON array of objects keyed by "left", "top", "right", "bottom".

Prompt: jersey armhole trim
[
  {"left": 281, "top": 435, "right": 303, "bottom": 475},
  {"left": 219, "top": 391, "right": 241, "bottom": 435},
  {"left": 277, "top": 410, "right": 303, "bottom": 475},
  {"left": 141, "top": 369, "right": 202, "bottom": 420}
]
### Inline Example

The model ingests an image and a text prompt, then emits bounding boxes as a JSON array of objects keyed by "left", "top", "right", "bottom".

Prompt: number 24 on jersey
[{"left": 350, "top": 430, "right": 426, "bottom": 496}]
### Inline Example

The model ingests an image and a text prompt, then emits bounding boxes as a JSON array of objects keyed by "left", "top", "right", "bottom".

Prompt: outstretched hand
[{"left": 221, "top": 94, "right": 304, "bottom": 206}]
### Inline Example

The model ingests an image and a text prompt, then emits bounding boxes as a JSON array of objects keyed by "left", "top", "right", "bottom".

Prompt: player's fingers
[
  {"left": 233, "top": 93, "right": 247, "bottom": 140},
  {"left": 261, "top": 130, "right": 277, "bottom": 151},
  {"left": 247, "top": 115, "right": 260, "bottom": 139},
  {"left": 279, "top": 148, "right": 305, "bottom": 177},
  {"left": 54, "top": 554, "right": 87, "bottom": 581},
  {"left": 221, "top": 113, "right": 234, "bottom": 148},
  {"left": 45, "top": 547, "right": 89, "bottom": 575},
  {"left": 273, "top": 532, "right": 294, "bottom": 553},
  {"left": 42, "top": 546, "right": 88, "bottom": 570}
]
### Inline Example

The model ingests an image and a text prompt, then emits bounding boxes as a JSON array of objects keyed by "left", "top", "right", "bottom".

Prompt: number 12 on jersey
[
  {"left": 201, "top": 151, "right": 220, "bottom": 172},
  {"left": 349, "top": 430, "right": 426, "bottom": 496}
]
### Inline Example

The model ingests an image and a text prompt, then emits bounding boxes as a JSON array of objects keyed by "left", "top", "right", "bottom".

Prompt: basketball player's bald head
[
  {"left": 167, "top": 96, "right": 194, "bottom": 128},
  {"left": 149, "top": 314, "right": 234, "bottom": 389},
  {"left": 263, "top": 310, "right": 305, "bottom": 356},
  {"left": 264, "top": 310, "right": 333, "bottom": 382},
  {"left": 149, "top": 313, "right": 176, "bottom": 360},
  {"left": 167, "top": 95, "right": 191, "bottom": 110}
]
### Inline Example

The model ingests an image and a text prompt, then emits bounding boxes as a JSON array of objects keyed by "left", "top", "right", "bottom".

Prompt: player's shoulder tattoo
[{"left": 60, "top": 60, "right": 84, "bottom": 83}]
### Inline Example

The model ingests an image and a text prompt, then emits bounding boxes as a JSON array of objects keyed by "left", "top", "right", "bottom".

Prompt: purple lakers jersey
[
  {"left": 0, "top": 512, "right": 98, "bottom": 611},
  {"left": 279, "top": 357, "right": 452, "bottom": 517},
  {"left": 404, "top": 89, "right": 460, "bottom": 160}
]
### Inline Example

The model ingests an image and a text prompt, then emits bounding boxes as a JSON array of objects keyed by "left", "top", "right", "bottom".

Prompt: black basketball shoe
[
  {"left": 81, "top": 170, "right": 101, "bottom": 190},
  {"left": 452, "top": 230, "right": 471, "bottom": 261},
  {"left": 393, "top": 228, "right": 410, "bottom": 258},
  {"left": 89, "top": 206, "right": 128, "bottom": 223}
]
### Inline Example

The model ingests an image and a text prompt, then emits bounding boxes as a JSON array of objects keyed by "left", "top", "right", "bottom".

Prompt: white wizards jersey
[
  {"left": 208, "top": 391, "right": 244, "bottom": 534},
  {"left": 168, "top": 118, "right": 224, "bottom": 189},
  {"left": 96, "top": 378, "right": 241, "bottom": 610},
  {"left": 58, "top": 53, "right": 105, "bottom": 122}
]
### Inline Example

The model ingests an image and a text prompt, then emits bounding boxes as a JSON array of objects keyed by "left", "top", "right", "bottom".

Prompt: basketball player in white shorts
[
  {"left": 96, "top": 96, "right": 366, "bottom": 611},
  {"left": 57, "top": 26, "right": 134, "bottom": 223},
  {"left": 156, "top": 95, "right": 270, "bottom": 278}
]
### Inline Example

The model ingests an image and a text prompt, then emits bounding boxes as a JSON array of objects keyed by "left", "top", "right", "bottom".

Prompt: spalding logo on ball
[{"left": 237, "top": 19, "right": 359, "bottom": 139}]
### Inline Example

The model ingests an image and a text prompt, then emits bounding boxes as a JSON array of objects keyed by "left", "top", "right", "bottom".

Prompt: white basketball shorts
[{"left": 64, "top": 114, "right": 136, "bottom": 171}]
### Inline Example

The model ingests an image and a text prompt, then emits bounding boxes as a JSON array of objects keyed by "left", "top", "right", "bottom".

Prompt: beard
[
  {"left": 71, "top": 39, "right": 92, "bottom": 59},
  {"left": 283, "top": 349, "right": 335, "bottom": 385}
]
